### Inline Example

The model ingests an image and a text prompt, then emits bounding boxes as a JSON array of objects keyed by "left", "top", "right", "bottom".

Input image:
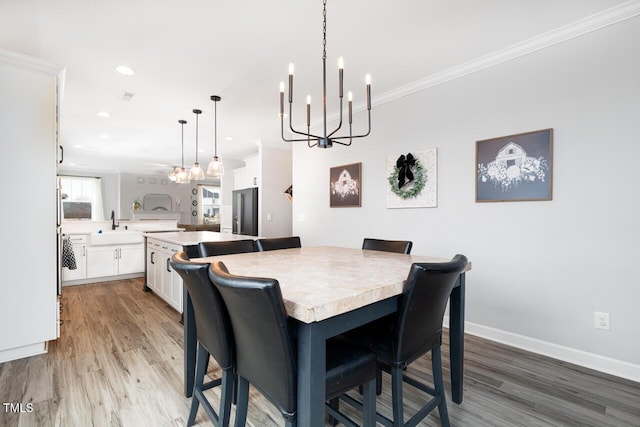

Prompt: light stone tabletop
[
  {"left": 196, "top": 246, "right": 471, "bottom": 323},
  {"left": 144, "top": 231, "right": 257, "bottom": 246}
]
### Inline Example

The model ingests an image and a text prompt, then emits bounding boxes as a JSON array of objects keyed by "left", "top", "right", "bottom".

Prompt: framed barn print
[
  {"left": 330, "top": 162, "right": 361, "bottom": 207},
  {"left": 476, "top": 128, "right": 553, "bottom": 202}
]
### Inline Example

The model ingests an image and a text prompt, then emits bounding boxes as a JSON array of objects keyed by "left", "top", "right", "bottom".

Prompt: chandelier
[{"left": 279, "top": 0, "right": 371, "bottom": 148}]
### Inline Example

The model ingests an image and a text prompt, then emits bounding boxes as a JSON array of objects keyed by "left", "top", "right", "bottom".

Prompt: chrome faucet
[{"left": 111, "top": 210, "right": 119, "bottom": 230}]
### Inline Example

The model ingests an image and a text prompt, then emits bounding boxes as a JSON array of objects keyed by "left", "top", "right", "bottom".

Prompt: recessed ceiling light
[
  {"left": 225, "top": 136, "right": 233, "bottom": 141},
  {"left": 73, "top": 145, "right": 83, "bottom": 149},
  {"left": 100, "top": 134, "right": 110, "bottom": 139},
  {"left": 97, "top": 111, "right": 111, "bottom": 118},
  {"left": 116, "top": 65, "right": 135, "bottom": 76}
]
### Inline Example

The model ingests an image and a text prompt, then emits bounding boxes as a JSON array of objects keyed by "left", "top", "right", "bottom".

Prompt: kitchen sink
[{"left": 89, "top": 230, "right": 144, "bottom": 246}]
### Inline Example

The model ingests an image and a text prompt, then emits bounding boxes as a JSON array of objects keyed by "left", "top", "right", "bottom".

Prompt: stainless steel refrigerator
[{"left": 232, "top": 187, "right": 258, "bottom": 236}]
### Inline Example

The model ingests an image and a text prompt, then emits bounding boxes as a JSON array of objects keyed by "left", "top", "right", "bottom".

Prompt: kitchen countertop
[{"left": 144, "top": 231, "right": 257, "bottom": 246}]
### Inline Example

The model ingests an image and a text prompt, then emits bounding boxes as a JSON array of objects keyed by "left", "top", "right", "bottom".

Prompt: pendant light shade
[
  {"left": 207, "top": 95, "right": 224, "bottom": 178},
  {"left": 189, "top": 109, "right": 205, "bottom": 180},
  {"left": 175, "top": 119, "right": 190, "bottom": 184},
  {"left": 168, "top": 166, "right": 178, "bottom": 182}
]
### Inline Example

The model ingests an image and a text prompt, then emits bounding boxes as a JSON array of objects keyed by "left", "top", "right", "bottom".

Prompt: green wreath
[{"left": 388, "top": 159, "right": 426, "bottom": 199}]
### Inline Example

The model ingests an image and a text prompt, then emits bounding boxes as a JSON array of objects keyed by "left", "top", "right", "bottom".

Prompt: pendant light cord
[
  {"left": 214, "top": 100, "right": 218, "bottom": 157},
  {"left": 181, "top": 121, "right": 185, "bottom": 168},
  {"left": 195, "top": 113, "right": 199, "bottom": 162}
]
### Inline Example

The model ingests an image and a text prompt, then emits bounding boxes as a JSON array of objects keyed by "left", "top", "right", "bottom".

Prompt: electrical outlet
[{"left": 594, "top": 312, "right": 610, "bottom": 330}]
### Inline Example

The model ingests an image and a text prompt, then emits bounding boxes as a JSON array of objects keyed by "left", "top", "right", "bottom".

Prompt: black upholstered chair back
[
  {"left": 209, "top": 261, "right": 297, "bottom": 419},
  {"left": 393, "top": 254, "right": 467, "bottom": 367},
  {"left": 362, "top": 238, "right": 413, "bottom": 254},
  {"left": 255, "top": 236, "right": 301, "bottom": 252},
  {"left": 197, "top": 239, "right": 257, "bottom": 258},
  {"left": 170, "top": 252, "right": 234, "bottom": 370}
]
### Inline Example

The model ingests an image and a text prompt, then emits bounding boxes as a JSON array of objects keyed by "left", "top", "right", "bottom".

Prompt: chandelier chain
[{"left": 322, "top": 0, "right": 327, "bottom": 61}]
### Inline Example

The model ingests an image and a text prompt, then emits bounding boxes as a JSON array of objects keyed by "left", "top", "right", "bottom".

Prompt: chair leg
[
  {"left": 219, "top": 368, "right": 234, "bottom": 427},
  {"left": 362, "top": 378, "right": 377, "bottom": 427},
  {"left": 234, "top": 376, "right": 249, "bottom": 427},
  {"left": 391, "top": 366, "right": 404, "bottom": 427},
  {"left": 327, "top": 398, "right": 339, "bottom": 426},
  {"left": 187, "top": 344, "right": 210, "bottom": 426},
  {"left": 432, "top": 346, "right": 450, "bottom": 427}
]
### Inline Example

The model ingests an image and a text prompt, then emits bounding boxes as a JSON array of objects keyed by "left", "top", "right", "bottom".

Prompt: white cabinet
[
  {"left": 0, "top": 49, "right": 63, "bottom": 362},
  {"left": 146, "top": 240, "right": 160, "bottom": 292},
  {"left": 233, "top": 156, "right": 260, "bottom": 190},
  {"left": 62, "top": 235, "right": 87, "bottom": 283},
  {"left": 146, "top": 238, "right": 183, "bottom": 312},
  {"left": 87, "top": 244, "right": 144, "bottom": 279},
  {"left": 119, "top": 246, "right": 145, "bottom": 274}
]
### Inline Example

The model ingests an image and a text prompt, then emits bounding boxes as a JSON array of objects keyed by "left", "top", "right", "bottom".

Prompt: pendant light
[
  {"left": 168, "top": 167, "right": 178, "bottom": 182},
  {"left": 279, "top": 0, "right": 371, "bottom": 148},
  {"left": 189, "top": 109, "right": 205, "bottom": 180},
  {"left": 175, "top": 119, "right": 190, "bottom": 184},
  {"left": 206, "top": 95, "right": 224, "bottom": 177}
]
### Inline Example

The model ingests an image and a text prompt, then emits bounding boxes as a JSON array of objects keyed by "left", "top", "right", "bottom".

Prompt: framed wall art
[
  {"left": 476, "top": 128, "right": 553, "bottom": 202},
  {"left": 330, "top": 162, "right": 361, "bottom": 208},
  {"left": 386, "top": 149, "right": 437, "bottom": 208}
]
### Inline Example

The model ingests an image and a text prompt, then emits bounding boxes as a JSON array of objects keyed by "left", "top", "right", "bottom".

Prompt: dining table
[{"left": 187, "top": 245, "right": 471, "bottom": 427}]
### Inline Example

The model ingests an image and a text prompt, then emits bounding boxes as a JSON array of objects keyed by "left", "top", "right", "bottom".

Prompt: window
[
  {"left": 199, "top": 185, "right": 220, "bottom": 224},
  {"left": 59, "top": 176, "right": 104, "bottom": 220}
]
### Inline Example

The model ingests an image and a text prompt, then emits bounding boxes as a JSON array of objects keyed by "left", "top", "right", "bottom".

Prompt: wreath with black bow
[{"left": 388, "top": 153, "right": 426, "bottom": 199}]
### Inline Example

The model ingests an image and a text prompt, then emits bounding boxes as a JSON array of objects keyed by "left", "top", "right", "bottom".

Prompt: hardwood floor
[{"left": 1, "top": 278, "right": 638, "bottom": 426}]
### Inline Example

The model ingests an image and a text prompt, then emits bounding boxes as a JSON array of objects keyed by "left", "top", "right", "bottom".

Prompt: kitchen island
[{"left": 143, "top": 231, "right": 258, "bottom": 312}]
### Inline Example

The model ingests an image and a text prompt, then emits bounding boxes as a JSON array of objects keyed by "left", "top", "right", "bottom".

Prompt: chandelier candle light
[
  {"left": 189, "top": 109, "right": 205, "bottom": 180},
  {"left": 206, "top": 95, "right": 224, "bottom": 177},
  {"left": 175, "top": 119, "right": 189, "bottom": 184},
  {"left": 280, "top": 0, "right": 371, "bottom": 148}
]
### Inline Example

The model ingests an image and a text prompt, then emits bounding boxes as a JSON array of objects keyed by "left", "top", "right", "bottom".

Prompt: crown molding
[
  {"left": 0, "top": 48, "right": 66, "bottom": 101},
  {"left": 0, "top": 47, "right": 64, "bottom": 76},
  {"left": 344, "top": 0, "right": 640, "bottom": 117}
]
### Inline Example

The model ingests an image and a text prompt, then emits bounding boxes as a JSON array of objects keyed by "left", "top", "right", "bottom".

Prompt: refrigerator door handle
[{"left": 236, "top": 192, "right": 243, "bottom": 234}]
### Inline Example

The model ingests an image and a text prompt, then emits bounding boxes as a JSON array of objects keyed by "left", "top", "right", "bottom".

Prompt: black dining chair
[
  {"left": 170, "top": 252, "right": 235, "bottom": 427},
  {"left": 361, "top": 238, "right": 413, "bottom": 395},
  {"left": 198, "top": 239, "right": 257, "bottom": 258},
  {"left": 362, "top": 238, "right": 413, "bottom": 254},
  {"left": 345, "top": 254, "right": 468, "bottom": 427},
  {"left": 208, "top": 260, "right": 378, "bottom": 427},
  {"left": 255, "top": 236, "right": 301, "bottom": 252}
]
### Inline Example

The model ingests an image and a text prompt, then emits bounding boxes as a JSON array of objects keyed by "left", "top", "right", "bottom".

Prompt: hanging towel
[{"left": 62, "top": 237, "right": 77, "bottom": 270}]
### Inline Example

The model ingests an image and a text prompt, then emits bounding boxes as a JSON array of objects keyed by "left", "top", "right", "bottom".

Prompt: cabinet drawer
[{"left": 66, "top": 234, "right": 87, "bottom": 244}]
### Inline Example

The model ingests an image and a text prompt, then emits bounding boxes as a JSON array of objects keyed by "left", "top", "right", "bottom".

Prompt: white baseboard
[
  {"left": 0, "top": 342, "right": 47, "bottom": 364},
  {"left": 443, "top": 317, "right": 640, "bottom": 383}
]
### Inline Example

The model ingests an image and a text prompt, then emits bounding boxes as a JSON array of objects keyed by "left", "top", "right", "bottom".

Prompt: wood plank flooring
[{"left": 1, "top": 278, "right": 639, "bottom": 426}]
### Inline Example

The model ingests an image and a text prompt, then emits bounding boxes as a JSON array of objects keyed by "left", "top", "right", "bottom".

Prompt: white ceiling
[{"left": 0, "top": 0, "right": 628, "bottom": 174}]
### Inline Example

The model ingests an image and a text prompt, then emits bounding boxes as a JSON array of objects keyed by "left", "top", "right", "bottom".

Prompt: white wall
[
  {"left": 259, "top": 144, "right": 292, "bottom": 237},
  {"left": 292, "top": 16, "right": 640, "bottom": 379}
]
